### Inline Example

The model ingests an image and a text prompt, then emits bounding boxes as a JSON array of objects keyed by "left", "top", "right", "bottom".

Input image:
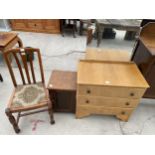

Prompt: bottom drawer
[{"left": 76, "top": 105, "right": 134, "bottom": 121}]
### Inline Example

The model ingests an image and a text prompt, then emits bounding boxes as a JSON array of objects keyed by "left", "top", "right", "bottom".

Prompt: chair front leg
[
  {"left": 48, "top": 100, "right": 55, "bottom": 124},
  {"left": 5, "top": 108, "right": 20, "bottom": 133}
]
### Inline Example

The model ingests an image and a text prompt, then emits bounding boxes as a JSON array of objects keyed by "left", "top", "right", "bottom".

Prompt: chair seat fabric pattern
[{"left": 12, "top": 83, "right": 46, "bottom": 108}]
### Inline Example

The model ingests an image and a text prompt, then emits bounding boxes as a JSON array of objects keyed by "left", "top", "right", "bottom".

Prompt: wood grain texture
[
  {"left": 76, "top": 105, "right": 134, "bottom": 121},
  {"left": 131, "top": 23, "right": 155, "bottom": 98},
  {"left": 4, "top": 47, "right": 54, "bottom": 133},
  {"left": 48, "top": 70, "right": 77, "bottom": 91},
  {"left": 10, "top": 19, "right": 60, "bottom": 34},
  {"left": 139, "top": 23, "right": 155, "bottom": 55},
  {"left": 0, "top": 32, "right": 17, "bottom": 47},
  {"left": 76, "top": 59, "right": 149, "bottom": 121},
  {"left": 77, "top": 95, "right": 140, "bottom": 108},
  {"left": 85, "top": 48, "right": 131, "bottom": 61},
  {"left": 48, "top": 70, "right": 77, "bottom": 112},
  {"left": 77, "top": 85, "right": 146, "bottom": 99},
  {"left": 77, "top": 60, "right": 149, "bottom": 88}
]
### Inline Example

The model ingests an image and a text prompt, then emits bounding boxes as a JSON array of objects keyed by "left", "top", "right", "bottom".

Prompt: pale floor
[{"left": 0, "top": 30, "right": 155, "bottom": 135}]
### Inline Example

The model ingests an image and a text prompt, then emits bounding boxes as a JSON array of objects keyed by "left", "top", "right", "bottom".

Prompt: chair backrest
[{"left": 4, "top": 47, "right": 45, "bottom": 87}]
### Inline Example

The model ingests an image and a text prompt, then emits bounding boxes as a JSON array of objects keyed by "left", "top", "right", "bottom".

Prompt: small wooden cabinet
[
  {"left": 10, "top": 19, "right": 60, "bottom": 34},
  {"left": 76, "top": 60, "right": 149, "bottom": 121},
  {"left": 48, "top": 70, "right": 77, "bottom": 113}
]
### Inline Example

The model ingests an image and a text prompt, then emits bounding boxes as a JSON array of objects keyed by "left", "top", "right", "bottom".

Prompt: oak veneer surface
[
  {"left": 77, "top": 60, "right": 149, "bottom": 88},
  {"left": 76, "top": 60, "right": 149, "bottom": 121},
  {"left": 85, "top": 48, "right": 131, "bottom": 61},
  {"left": 0, "top": 32, "right": 17, "bottom": 47},
  {"left": 77, "top": 95, "right": 140, "bottom": 108}
]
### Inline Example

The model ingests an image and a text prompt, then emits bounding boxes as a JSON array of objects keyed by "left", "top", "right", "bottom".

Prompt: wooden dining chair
[{"left": 4, "top": 47, "right": 55, "bottom": 133}]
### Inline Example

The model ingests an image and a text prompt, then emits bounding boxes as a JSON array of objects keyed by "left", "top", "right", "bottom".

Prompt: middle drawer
[{"left": 77, "top": 95, "right": 140, "bottom": 108}]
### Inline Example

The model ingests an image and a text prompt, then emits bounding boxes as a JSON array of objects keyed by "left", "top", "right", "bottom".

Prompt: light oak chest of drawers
[{"left": 76, "top": 60, "right": 149, "bottom": 121}]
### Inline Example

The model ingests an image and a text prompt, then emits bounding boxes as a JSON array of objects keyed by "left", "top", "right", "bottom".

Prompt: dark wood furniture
[
  {"left": 61, "top": 19, "right": 77, "bottom": 38},
  {"left": 48, "top": 70, "right": 76, "bottom": 113},
  {"left": 4, "top": 47, "right": 55, "bottom": 133},
  {"left": 10, "top": 19, "right": 60, "bottom": 34},
  {"left": 96, "top": 19, "right": 141, "bottom": 46},
  {"left": 131, "top": 22, "right": 155, "bottom": 98},
  {"left": 79, "top": 19, "right": 92, "bottom": 35},
  {"left": 141, "top": 19, "right": 155, "bottom": 27}
]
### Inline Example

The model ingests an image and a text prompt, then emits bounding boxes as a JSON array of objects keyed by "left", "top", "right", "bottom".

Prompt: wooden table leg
[{"left": 17, "top": 36, "right": 23, "bottom": 48}]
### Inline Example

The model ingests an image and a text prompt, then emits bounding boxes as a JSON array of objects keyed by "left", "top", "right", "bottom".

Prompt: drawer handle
[
  {"left": 125, "top": 102, "right": 130, "bottom": 106},
  {"left": 34, "top": 24, "right": 37, "bottom": 26},
  {"left": 86, "top": 90, "right": 91, "bottom": 94},
  {"left": 130, "top": 93, "right": 135, "bottom": 97},
  {"left": 121, "top": 111, "right": 126, "bottom": 115},
  {"left": 85, "top": 100, "right": 89, "bottom": 104}
]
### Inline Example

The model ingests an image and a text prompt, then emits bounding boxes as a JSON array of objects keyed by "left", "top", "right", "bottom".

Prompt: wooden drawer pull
[
  {"left": 85, "top": 100, "right": 90, "bottom": 104},
  {"left": 130, "top": 93, "right": 135, "bottom": 96},
  {"left": 87, "top": 90, "right": 91, "bottom": 94},
  {"left": 121, "top": 111, "right": 126, "bottom": 115},
  {"left": 34, "top": 24, "right": 37, "bottom": 26},
  {"left": 125, "top": 102, "right": 130, "bottom": 106}
]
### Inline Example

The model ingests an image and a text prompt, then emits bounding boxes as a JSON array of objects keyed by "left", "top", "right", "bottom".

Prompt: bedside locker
[
  {"left": 76, "top": 60, "right": 149, "bottom": 121},
  {"left": 48, "top": 70, "right": 77, "bottom": 113}
]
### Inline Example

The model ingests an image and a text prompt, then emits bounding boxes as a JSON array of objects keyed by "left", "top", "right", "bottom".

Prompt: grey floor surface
[{"left": 0, "top": 30, "right": 155, "bottom": 135}]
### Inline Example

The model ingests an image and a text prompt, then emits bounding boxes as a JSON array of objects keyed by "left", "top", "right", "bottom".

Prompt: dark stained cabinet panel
[{"left": 131, "top": 23, "right": 155, "bottom": 98}]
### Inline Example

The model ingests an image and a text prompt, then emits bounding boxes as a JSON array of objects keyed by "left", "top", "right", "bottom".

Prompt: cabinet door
[
  {"left": 44, "top": 20, "right": 60, "bottom": 33},
  {"left": 10, "top": 19, "right": 26, "bottom": 29}
]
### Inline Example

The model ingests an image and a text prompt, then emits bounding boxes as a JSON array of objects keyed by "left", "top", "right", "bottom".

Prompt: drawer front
[
  {"left": 11, "top": 20, "right": 26, "bottom": 29},
  {"left": 77, "top": 85, "right": 146, "bottom": 99},
  {"left": 77, "top": 95, "right": 140, "bottom": 108},
  {"left": 44, "top": 20, "right": 60, "bottom": 31},
  {"left": 76, "top": 105, "right": 134, "bottom": 117},
  {"left": 27, "top": 22, "right": 43, "bottom": 30}
]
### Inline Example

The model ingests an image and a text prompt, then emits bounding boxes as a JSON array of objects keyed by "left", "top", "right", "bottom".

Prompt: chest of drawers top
[{"left": 77, "top": 60, "right": 149, "bottom": 89}]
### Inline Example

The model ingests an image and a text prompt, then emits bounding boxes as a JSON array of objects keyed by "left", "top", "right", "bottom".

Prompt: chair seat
[{"left": 11, "top": 82, "right": 48, "bottom": 109}]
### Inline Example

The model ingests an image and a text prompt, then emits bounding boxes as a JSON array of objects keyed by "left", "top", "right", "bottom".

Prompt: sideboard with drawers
[{"left": 10, "top": 19, "right": 60, "bottom": 34}]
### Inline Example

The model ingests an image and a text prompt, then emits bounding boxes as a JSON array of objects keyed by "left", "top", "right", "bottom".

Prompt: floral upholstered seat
[{"left": 12, "top": 82, "right": 47, "bottom": 108}]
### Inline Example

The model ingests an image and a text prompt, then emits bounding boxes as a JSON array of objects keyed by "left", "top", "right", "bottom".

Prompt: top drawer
[
  {"left": 11, "top": 19, "right": 26, "bottom": 29},
  {"left": 77, "top": 85, "right": 146, "bottom": 99}
]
